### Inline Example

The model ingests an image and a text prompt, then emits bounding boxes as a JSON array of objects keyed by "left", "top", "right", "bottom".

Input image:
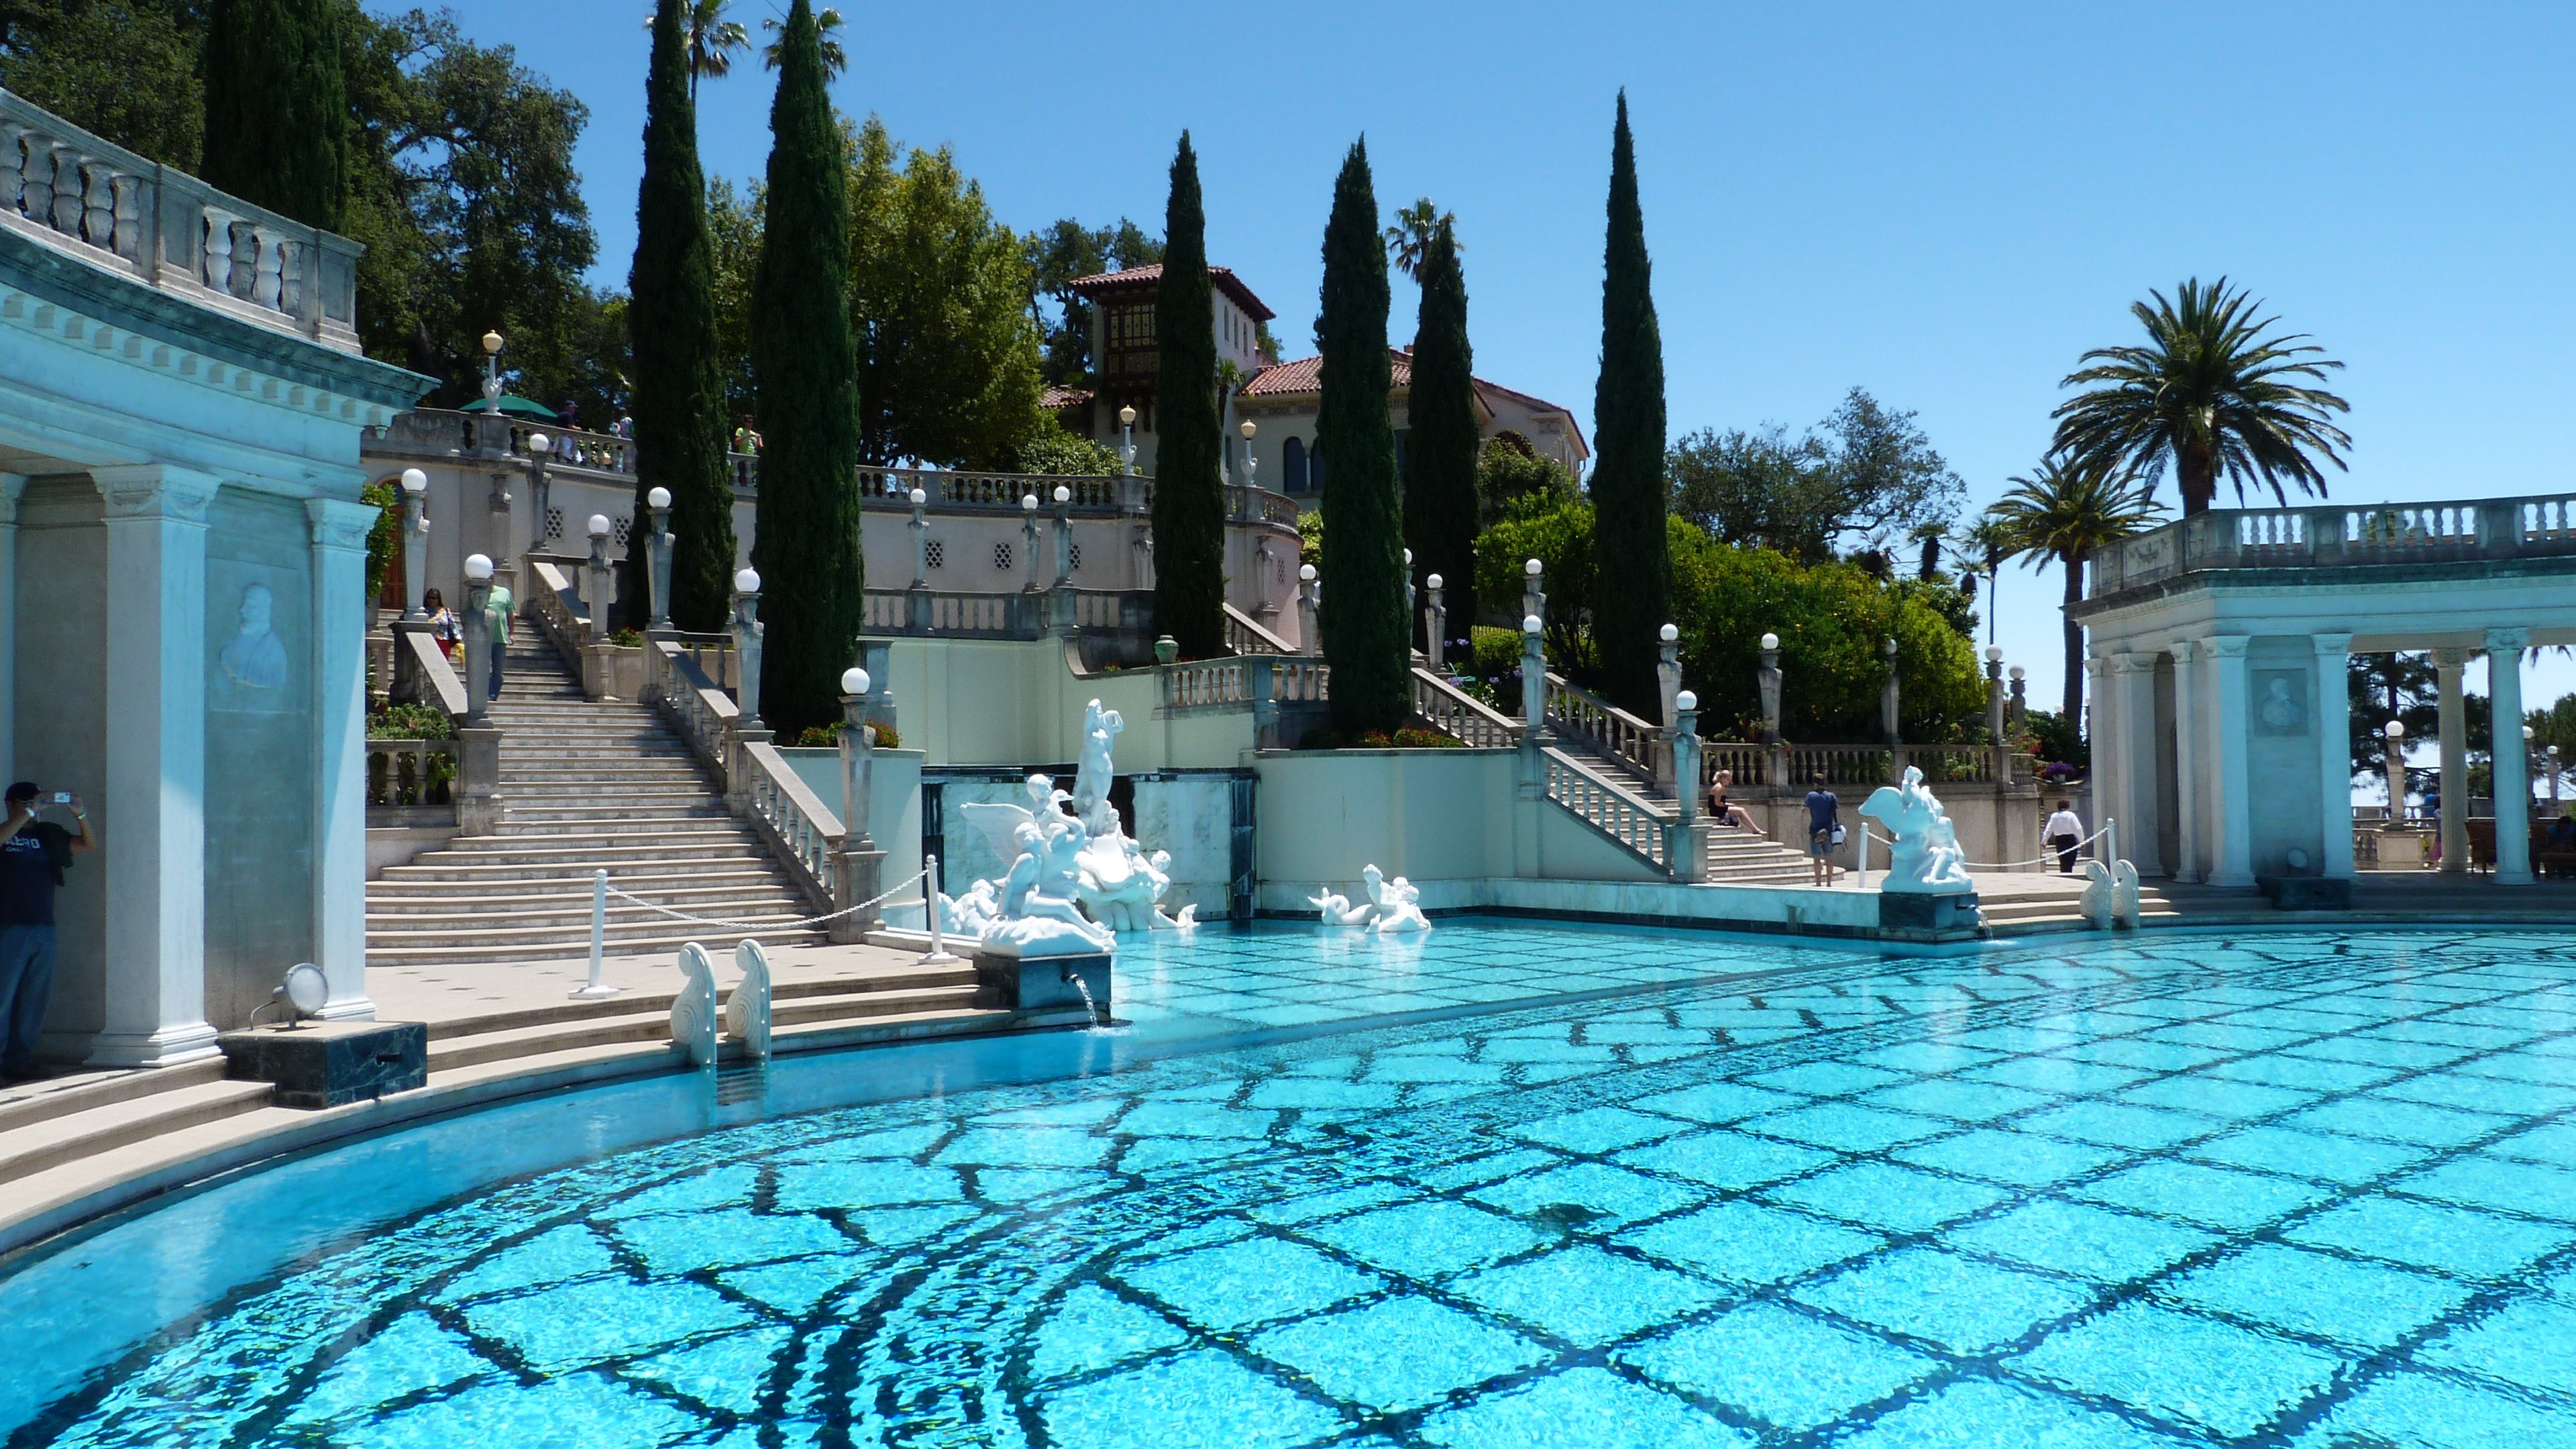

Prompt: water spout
[{"left": 1063, "top": 966, "right": 1104, "bottom": 1026}]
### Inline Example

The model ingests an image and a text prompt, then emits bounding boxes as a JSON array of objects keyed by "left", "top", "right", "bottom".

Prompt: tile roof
[
  {"left": 1067, "top": 264, "right": 1275, "bottom": 322},
  {"left": 1040, "top": 384, "right": 1093, "bottom": 411},
  {"left": 1240, "top": 351, "right": 1590, "bottom": 460}
]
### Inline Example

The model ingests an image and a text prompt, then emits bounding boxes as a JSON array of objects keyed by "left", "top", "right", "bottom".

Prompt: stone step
[
  {"left": 423, "top": 983, "right": 983, "bottom": 1073},
  {"left": 369, "top": 870, "right": 800, "bottom": 901},
  {"left": 398, "top": 842, "right": 775, "bottom": 869},
  {"left": 367, "top": 926, "right": 832, "bottom": 967},
  {"left": 378, "top": 858, "right": 785, "bottom": 883},
  {"left": 0, "top": 1059, "right": 228, "bottom": 1136},
  {"left": 366, "top": 899, "right": 815, "bottom": 934},
  {"left": 0, "top": 1077, "right": 276, "bottom": 1185},
  {"left": 365, "top": 886, "right": 808, "bottom": 919},
  {"left": 491, "top": 806, "right": 735, "bottom": 828}
]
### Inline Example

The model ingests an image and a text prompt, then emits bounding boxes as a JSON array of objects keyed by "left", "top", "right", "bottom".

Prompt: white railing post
[
  {"left": 571, "top": 867, "right": 618, "bottom": 999},
  {"left": 921, "top": 853, "right": 961, "bottom": 963}
]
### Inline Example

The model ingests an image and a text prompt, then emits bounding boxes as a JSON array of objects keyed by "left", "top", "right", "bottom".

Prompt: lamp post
[
  {"left": 2383, "top": 719, "right": 2407, "bottom": 828},
  {"left": 1984, "top": 644, "right": 2007, "bottom": 745},
  {"left": 1297, "top": 563, "right": 1320, "bottom": 655},
  {"left": 2524, "top": 725, "right": 2540, "bottom": 807},
  {"left": 733, "top": 568, "right": 763, "bottom": 731},
  {"left": 1520, "top": 613, "right": 1548, "bottom": 740},
  {"left": 1119, "top": 404, "right": 1138, "bottom": 476},
  {"left": 2008, "top": 663, "right": 2027, "bottom": 733},
  {"left": 833, "top": 665, "right": 885, "bottom": 942},
  {"left": 908, "top": 486, "right": 930, "bottom": 590},
  {"left": 584, "top": 513, "right": 613, "bottom": 643},
  {"left": 524, "top": 431, "right": 551, "bottom": 552},
  {"left": 1240, "top": 419, "right": 1258, "bottom": 490},
  {"left": 1522, "top": 557, "right": 1544, "bottom": 624},
  {"left": 1424, "top": 573, "right": 1446, "bottom": 672},
  {"left": 398, "top": 468, "right": 429, "bottom": 620},
  {"left": 1404, "top": 548, "right": 1416, "bottom": 639},
  {"left": 645, "top": 486, "right": 672, "bottom": 631},
  {"left": 2548, "top": 744, "right": 2563, "bottom": 812},
  {"left": 1021, "top": 492, "right": 1043, "bottom": 594},
  {"left": 1053, "top": 483, "right": 1073, "bottom": 587},
  {"left": 462, "top": 553, "right": 495, "bottom": 726},
  {"left": 1882, "top": 637, "right": 1902, "bottom": 749},
  {"left": 479, "top": 329, "right": 504, "bottom": 409},
  {"left": 1758, "top": 631, "right": 1782, "bottom": 745}
]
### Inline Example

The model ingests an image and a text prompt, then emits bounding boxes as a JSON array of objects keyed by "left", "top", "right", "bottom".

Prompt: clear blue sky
[{"left": 433, "top": 0, "right": 2576, "bottom": 730}]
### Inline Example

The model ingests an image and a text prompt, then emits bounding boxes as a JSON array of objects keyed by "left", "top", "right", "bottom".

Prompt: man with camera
[{"left": 1, "top": 782, "right": 95, "bottom": 1083}]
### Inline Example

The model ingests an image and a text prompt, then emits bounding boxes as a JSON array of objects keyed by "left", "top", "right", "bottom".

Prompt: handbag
[{"left": 1830, "top": 824, "right": 1846, "bottom": 845}]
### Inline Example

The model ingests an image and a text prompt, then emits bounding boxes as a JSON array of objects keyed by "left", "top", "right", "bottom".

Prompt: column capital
[
  {"left": 0, "top": 472, "right": 26, "bottom": 525},
  {"left": 2310, "top": 632, "right": 2353, "bottom": 659},
  {"left": 2486, "top": 627, "right": 2530, "bottom": 653},
  {"left": 2203, "top": 634, "right": 2251, "bottom": 659},
  {"left": 307, "top": 495, "right": 379, "bottom": 553},
  {"left": 2170, "top": 639, "right": 2200, "bottom": 663},
  {"left": 2110, "top": 651, "right": 2156, "bottom": 675},
  {"left": 92, "top": 464, "right": 222, "bottom": 521},
  {"left": 2430, "top": 645, "right": 2469, "bottom": 669}
]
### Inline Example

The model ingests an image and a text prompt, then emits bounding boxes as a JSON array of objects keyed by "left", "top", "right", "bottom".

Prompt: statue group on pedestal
[
  {"left": 937, "top": 700, "right": 1197, "bottom": 955},
  {"left": 1860, "top": 765, "right": 1976, "bottom": 894}
]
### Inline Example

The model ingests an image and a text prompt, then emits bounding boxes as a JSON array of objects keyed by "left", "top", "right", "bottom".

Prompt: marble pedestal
[
  {"left": 217, "top": 1020, "right": 428, "bottom": 1109},
  {"left": 972, "top": 939, "right": 1113, "bottom": 1022},
  {"left": 1878, "top": 891, "right": 1981, "bottom": 935}
]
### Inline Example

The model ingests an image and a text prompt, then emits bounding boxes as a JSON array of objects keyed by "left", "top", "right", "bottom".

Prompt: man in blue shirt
[
  {"left": 1, "top": 781, "right": 95, "bottom": 1081},
  {"left": 1805, "top": 772, "right": 1840, "bottom": 887}
]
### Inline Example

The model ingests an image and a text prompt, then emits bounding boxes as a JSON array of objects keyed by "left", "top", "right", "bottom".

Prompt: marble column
[
  {"left": 2489, "top": 629, "right": 2532, "bottom": 884},
  {"left": 0, "top": 474, "right": 24, "bottom": 778},
  {"left": 2205, "top": 635, "right": 2255, "bottom": 888},
  {"left": 309, "top": 496, "right": 378, "bottom": 1020},
  {"left": 2114, "top": 651, "right": 2163, "bottom": 876},
  {"left": 89, "top": 465, "right": 222, "bottom": 1067},
  {"left": 2169, "top": 639, "right": 2202, "bottom": 882},
  {"left": 2086, "top": 650, "right": 2119, "bottom": 858},
  {"left": 2432, "top": 647, "right": 2469, "bottom": 875},
  {"left": 2313, "top": 634, "right": 2355, "bottom": 879}
]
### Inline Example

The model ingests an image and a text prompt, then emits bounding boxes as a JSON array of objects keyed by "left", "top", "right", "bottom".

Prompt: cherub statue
[{"left": 1371, "top": 874, "right": 1430, "bottom": 933}]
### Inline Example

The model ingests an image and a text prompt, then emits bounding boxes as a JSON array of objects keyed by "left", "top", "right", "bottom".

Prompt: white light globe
[
  {"left": 1658, "top": 623, "right": 1678, "bottom": 643},
  {"left": 1405, "top": 548, "right": 1415, "bottom": 564},
  {"left": 647, "top": 486, "right": 672, "bottom": 509},
  {"left": 1676, "top": 690, "right": 1697, "bottom": 712},
  {"left": 587, "top": 513, "right": 612, "bottom": 538},
  {"left": 909, "top": 487, "right": 926, "bottom": 505},
  {"left": 1053, "top": 484, "right": 1071, "bottom": 504},
  {"left": 1522, "top": 614, "right": 1543, "bottom": 635},
  {"left": 1426, "top": 572, "right": 1443, "bottom": 590},
  {"left": 736, "top": 568, "right": 761, "bottom": 593},
  {"left": 841, "top": 667, "right": 870, "bottom": 696},
  {"left": 1022, "top": 494, "right": 1038, "bottom": 511},
  {"left": 1524, "top": 557, "right": 1543, "bottom": 576},
  {"left": 527, "top": 432, "right": 550, "bottom": 453},
  {"left": 2009, "top": 665, "right": 2025, "bottom": 680},
  {"left": 281, "top": 961, "right": 329, "bottom": 1016},
  {"left": 2384, "top": 720, "right": 2406, "bottom": 739},
  {"left": 399, "top": 468, "right": 427, "bottom": 494},
  {"left": 1986, "top": 645, "right": 2004, "bottom": 663},
  {"left": 1760, "top": 631, "right": 1780, "bottom": 651},
  {"left": 1299, "top": 564, "right": 1318, "bottom": 582},
  {"left": 464, "top": 553, "right": 494, "bottom": 581}
]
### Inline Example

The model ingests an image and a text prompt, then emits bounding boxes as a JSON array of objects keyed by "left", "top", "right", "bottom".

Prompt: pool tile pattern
[{"left": 13, "top": 923, "right": 2576, "bottom": 1446}]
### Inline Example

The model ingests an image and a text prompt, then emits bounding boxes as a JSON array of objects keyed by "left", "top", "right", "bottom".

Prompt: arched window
[{"left": 1283, "top": 435, "right": 1307, "bottom": 493}]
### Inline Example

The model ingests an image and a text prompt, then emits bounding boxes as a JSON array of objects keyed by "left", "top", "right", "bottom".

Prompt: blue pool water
[{"left": 5, "top": 922, "right": 2576, "bottom": 1446}]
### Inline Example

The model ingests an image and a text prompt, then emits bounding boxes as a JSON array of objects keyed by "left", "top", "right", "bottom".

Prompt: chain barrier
[
  {"left": 1854, "top": 820, "right": 2115, "bottom": 871},
  {"left": 600, "top": 867, "right": 931, "bottom": 932}
]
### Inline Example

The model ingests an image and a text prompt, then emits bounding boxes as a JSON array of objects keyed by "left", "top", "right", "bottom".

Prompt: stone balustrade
[
  {"left": 0, "top": 89, "right": 361, "bottom": 350},
  {"left": 2088, "top": 492, "right": 2576, "bottom": 598}
]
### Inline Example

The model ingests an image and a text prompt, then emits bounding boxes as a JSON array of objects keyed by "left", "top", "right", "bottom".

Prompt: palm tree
[
  {"left": 644, "top": 0, "right": 749, "bottom": 99},
  {"left": 2052, "top": 277, "right": 2352, "bottom": 517},
  {"left": 761, "top": 6, "right": 845, "bottom": 78},
  {"left": 1951, "top": 513, "right": 2018, "bottom": 651},
  {"left": 1382, "top": 198, "right": 1453, "bottom": 280},
  {"left": 1987, "top": 454, "right": 2167, "bottom": 722}
]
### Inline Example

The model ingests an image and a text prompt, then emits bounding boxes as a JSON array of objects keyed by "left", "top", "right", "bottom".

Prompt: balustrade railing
[
  {"left": 1163, "top": 659, "right": 1250, "bottom": 709},
  {"left": 1411, "top": 668, "right": 1517, "bottom": 747},
  {"left": 365, "top": 739, "right": 455, "bottom": 807},
  {"left": 1544, "top": 672, "right": 1663, "bottom": 784},
  {"left": 1783, "top": 745, "right": 1893, "bottom": 786},
  {"left": 524, "top": 557, "right": 588, "bottom": 661},
  {"left": 2091, "top": 492, "right": 2576, "bottom": 597},
  {"left": 1701, "top": 743, "right": 1769, "bottom": 790},
  {"left": 0, "top": 89, "right": 361, "bottom": 349},
  {"left": 1224, "top": 602, "right": 1299, "bottom": 655},
  {"left": 647, "top": 638, "right": 736, "bottom": 772},
  {"left": 741, "top": 738, "right": 843, "bottom": 907},
  {"left": 1544, "top": 750, "right": 1670, "bottom": 869}
]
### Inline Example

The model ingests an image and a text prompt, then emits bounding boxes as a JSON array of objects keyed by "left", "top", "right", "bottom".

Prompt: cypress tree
[
  {"left": 1151, "top": 132, "right": 1226, "bottom": 659},
  {"left": 201, "top": 0, "right": 347, "bottom": 229},
  {"left": 748, "top": 0, "right": 863, "bottom": 739},
  {"left": 1405, "top": 217, "right": 1479, "bottom": 653},
  {"left": 629, "top": 0, "right": 738, "bottom": 632},
  {"left": 1317, "top": 138, "right": 1410, "bottom": 735},
  {"left": 1590, "top": 91, "right": 1672, "bottom": 716}
]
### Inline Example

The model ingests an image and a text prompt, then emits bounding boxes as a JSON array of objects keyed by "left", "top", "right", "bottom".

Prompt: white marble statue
[
  {"left": 1312, "top": 864, "right": 1431, "bottom": 932},
  {"left": 1859, "top": 766, "right": 1975, "bottom": 894},
  {"left": 2078, "top": 857, "right": 2141, "bottom": 930}
]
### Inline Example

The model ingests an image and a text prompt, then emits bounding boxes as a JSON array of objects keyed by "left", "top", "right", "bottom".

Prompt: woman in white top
[{"left": 2043, "top": 800, "right": 2084, "bottom": 873}]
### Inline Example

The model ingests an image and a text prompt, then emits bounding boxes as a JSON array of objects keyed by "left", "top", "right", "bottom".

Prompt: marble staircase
[{"left": 366, "top": 631, "right": 830, "bottom": 967}]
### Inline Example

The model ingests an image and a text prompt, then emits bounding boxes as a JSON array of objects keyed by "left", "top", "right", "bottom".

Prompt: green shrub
[
  {"left": 610, "top": 627, "right": 645, "bottom": 647},
  {"left": 788, "top": 720, "right": 902, "bottom": 750},
  {"left": 368, "top": 702, "right": 454, "bottom": 740}
]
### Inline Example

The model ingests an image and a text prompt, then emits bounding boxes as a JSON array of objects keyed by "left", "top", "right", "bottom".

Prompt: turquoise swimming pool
[{"left": 5, "top": 922, "right": 2574, "bottom": 1446}]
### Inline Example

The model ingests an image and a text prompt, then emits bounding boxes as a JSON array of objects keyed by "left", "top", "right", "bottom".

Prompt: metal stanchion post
[
  {"left": 920, "top": 854, "right": 961, "bottom": 963},
  {"left": 571, "top": 867, "right": 619, "bottom": 998}
]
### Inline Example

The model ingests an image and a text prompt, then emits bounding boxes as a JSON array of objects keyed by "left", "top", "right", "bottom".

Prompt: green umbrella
[{"left": 460, "top": 393, "right": 560, "bottom": 421}]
